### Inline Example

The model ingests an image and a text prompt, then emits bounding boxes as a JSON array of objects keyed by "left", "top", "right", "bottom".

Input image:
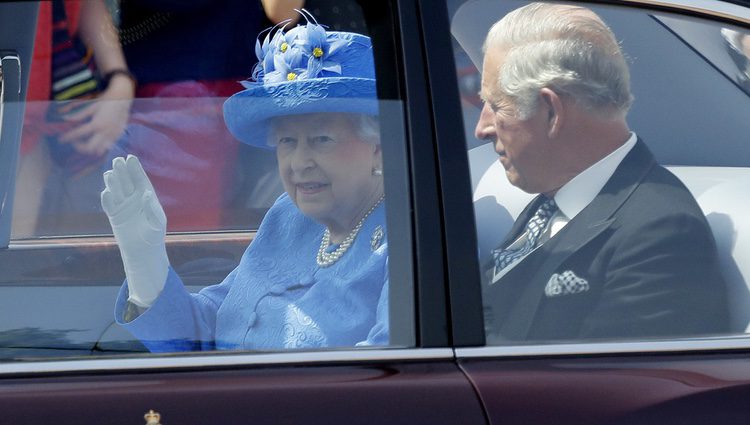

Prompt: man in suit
[{"left": 475, "top": 3, "right": 729, "bottom": 342}]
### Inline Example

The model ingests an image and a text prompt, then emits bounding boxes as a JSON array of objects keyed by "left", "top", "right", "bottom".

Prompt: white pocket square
[{"left": 545, "top": 270, "right": 589, "bottom": 298}]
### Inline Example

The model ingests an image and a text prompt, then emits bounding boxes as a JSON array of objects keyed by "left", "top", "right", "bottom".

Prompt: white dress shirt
[
  {"left": 546, "top": 132, "right": 637, "bottom": 238},
  {"left": 491, "top": 132, "right": 638, "bottom": 284}
]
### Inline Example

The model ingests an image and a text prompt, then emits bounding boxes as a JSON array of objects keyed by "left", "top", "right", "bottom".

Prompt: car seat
[
  {"left": 473, "top": 161, "right": 750, "bottom": 333},
  {"left": 669, "top": 167, "right": 750, "bottom": 332}
]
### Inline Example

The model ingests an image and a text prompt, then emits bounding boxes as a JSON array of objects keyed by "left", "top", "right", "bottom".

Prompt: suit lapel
[
  {"left": 482, "top": 194, "right": 545, "bottom": 273},
  {"left": 503, "top": 194, "right": 545, "bottom": 247},
  {"left": 498, "top": 217, "right": 615, "bottom": 339},
  {"left": 499, "top": 139, "right": 657, "bottom": 340}
]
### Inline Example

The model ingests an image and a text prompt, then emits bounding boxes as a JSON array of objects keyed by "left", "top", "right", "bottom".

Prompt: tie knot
[
  {"left": 491, "top": 196, "right": 558, "bottom": 275},
  {"left": 537, "top": 197, "right": 557, "bottom": 219},
  {"left": 525, "top": 197, "right": 557, "bottom": 239}
]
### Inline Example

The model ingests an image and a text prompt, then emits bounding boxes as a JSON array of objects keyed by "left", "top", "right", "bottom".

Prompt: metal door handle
[
  {"left": 0, "top": 52, "right": 21, "bottom": 145},
  {"left": 0, "top": 51, "right": 21, "bottom": 248}
]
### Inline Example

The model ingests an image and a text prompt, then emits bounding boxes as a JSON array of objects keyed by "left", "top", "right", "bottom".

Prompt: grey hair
[
  {"left": 353, "top": 114, "right": 381, "bottom": 145},
  {"left": 484, "top": 3, "right": 633, "bottom": 119},
  {"left": 267, "top": 113, "right": 381, "bottom": 147}
]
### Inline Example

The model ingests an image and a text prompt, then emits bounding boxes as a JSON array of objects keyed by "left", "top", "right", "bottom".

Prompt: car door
[
  {"left": 433, "top": 0, "right": 750, "bottom": 424},
  {"left": 0, "top": 1, "right": 487, "bottom": 423}
]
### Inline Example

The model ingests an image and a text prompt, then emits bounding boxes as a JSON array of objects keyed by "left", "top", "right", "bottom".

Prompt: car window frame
[
  {"left": 417, "top": 0, "right": 485, "bottom": 347},
  {"left": 0, "top": 0, "right": 448, "bottom": 374},
  {"left": 0, "top": 1, "right": 36, "bottom": 249}
]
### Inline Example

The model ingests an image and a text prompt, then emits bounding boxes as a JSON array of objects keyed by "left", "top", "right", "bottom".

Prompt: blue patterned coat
[{"left": 114, "top": 193, "right": 389, "bottom": 352}]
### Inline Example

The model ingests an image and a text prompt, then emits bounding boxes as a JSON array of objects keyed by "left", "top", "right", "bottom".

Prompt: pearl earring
[{"left": 372, "top": 167, "right": 383, "bottom": 176}]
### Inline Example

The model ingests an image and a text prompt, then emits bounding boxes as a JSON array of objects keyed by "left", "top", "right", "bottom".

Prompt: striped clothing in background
[{"left": 51, "top": 0, "right": 99, "bottom": 101}]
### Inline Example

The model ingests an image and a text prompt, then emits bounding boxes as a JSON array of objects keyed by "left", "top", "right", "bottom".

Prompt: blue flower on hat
[
  {"left": 253, "top": 21, "right": 294, "bottom": 82},
  {"left": 247, "top": 10, "right": 355, "bottom": 85},
  {"left": 224, "top": 9, "right": 377, "bottom": 148}
]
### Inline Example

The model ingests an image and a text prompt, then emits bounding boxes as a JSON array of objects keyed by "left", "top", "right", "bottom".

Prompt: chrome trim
[
  {"left": 0, "top": 348, "right": 454, "bottom": 375},
  {"left": 0, "top": 53, "right": 20, "bottom": 148},
  {"left": 0, "top": 59, "right": 3, "bottom": 145},
  {"left": 0, "top": 54, "right": 20, "bottom": 94},
  {"left": 0, "top": 52, "right": 21, "bottom": 249},
  {"left": 590, "top": 0, "right": 750, "bottom": 23},
  {"left": 455, "top": 336, "right": 750, "bottom": 358},
  {"left": 9, "top": 230, "right": 255, "bottom": 249}
]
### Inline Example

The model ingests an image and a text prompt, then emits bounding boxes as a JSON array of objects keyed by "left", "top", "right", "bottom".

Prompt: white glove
[{"left": 101, "top": 154, "right": 169, "bottom": 308}]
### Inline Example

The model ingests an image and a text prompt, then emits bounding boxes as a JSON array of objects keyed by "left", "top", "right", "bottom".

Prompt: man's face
[{"left": 475, "top": 49, "right": 556, "bottom": 194}]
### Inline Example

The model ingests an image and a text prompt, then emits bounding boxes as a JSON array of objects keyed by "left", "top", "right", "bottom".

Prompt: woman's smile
[{"left": 296, "top": 182, "right": 330, "bottom": 195}]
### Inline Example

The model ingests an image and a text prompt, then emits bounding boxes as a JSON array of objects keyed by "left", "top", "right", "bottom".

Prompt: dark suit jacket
[{"left": 483, "top": 140, "right": 729, "bottom": 343}]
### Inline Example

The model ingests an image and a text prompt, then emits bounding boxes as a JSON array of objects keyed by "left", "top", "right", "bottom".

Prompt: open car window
[{"left": 450, "top": 0, "right": 750, "bottom": 345}]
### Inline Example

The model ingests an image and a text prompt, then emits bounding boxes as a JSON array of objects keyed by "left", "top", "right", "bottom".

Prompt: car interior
[{"left": 460, "top": 1, "right": 750, "bottom": 333}]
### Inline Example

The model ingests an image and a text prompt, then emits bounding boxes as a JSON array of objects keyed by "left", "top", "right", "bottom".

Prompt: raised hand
[{"left": 102, "top": 154, "right": 169, "bottom": 307}]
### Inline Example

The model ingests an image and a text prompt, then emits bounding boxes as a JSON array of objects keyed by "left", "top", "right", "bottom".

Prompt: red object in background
[
  {"left": 22, "top": 0, "right": 82, "bottom": 155},
  {"left": 120, "top": 79, "right": 243, "bottom": 231}
]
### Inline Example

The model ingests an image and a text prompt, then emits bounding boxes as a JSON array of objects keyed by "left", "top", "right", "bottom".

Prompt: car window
[
  {"left": 0, "top": 0, "right": 414, "bottom": 361},
  {"left": 450, "top": 0, "right": 750, "bottom": 345}
]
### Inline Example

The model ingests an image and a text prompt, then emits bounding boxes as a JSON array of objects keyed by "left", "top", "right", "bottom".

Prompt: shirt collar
[{"left": 553, "top": 132, "right": 637, "bottom": 220}]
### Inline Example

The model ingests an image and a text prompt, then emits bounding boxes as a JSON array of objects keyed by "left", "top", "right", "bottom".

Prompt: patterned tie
[{"left": 492, "top": 197, "right": 557, "bottom": 276}]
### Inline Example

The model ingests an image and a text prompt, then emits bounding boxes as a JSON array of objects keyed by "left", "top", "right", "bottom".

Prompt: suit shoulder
[
  {"left": 627, "top": 164, "right": 705, "bottom": 218},
  {"left": 609, "top": 164, "right": 717, "bottom": 246}
]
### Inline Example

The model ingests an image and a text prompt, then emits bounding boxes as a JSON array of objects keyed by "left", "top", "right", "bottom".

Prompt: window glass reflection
[{"left": 1, "top": 1, "right": 413, "bottom": 361}]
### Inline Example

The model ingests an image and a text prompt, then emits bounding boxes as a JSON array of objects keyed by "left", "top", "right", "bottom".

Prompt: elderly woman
[{"left": 101, "top": 16, "right": 388, "bottom": 352}]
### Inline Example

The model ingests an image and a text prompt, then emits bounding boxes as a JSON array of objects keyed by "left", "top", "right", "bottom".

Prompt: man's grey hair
[{"left": 484, "top": 3, "right": 633, "bottom": 119}]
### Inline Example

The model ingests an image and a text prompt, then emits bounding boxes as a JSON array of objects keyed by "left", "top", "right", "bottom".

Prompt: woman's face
[{"left": 272, "top": 113, "right": 383, "bottom": 234}]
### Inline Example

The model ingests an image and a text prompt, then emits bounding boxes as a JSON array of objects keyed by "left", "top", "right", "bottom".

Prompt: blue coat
[{"left": 115, "top": 193, "right": 389, "bottom": 352}]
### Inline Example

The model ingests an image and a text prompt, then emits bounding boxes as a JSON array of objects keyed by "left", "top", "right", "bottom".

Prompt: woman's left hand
[{"left": 58, "top": 74, "right": 135, "bottom": 157}]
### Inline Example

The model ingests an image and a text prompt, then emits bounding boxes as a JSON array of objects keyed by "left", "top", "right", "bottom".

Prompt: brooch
[{"left": 371, "top": 225, "right": 384, "bottom": 251}]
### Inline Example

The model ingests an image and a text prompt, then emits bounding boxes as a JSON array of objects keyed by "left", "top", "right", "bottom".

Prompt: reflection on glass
[
  {"left": 11, "top": 0, "right": 284, "bottom": 239},
  {"left": 721, "top": 27, "right": 750, "bottom": 92},
  {"left": 12, "top": 96, "right": 282, "bottom": 238},
  {"left": 1, "top": 1, "right": 412, "bottom": 363}
]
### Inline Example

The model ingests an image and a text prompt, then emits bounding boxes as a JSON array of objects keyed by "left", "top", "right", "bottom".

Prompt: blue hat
[{"left": 223, "top": 12, "right": 378, "bottom": 148}]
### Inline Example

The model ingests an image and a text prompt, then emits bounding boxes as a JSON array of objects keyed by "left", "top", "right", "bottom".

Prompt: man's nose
[{"left": 474, "top": 102, "right": 496, "bottom": 142}]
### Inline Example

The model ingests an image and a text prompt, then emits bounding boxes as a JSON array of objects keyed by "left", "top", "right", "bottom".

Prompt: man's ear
[{"left": 539, "top": 88, "right": 564, "bottom": 138}]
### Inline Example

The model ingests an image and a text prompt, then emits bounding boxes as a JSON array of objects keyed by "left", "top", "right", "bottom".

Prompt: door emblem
[{"left": 144, "top": 410, "right": 162, "bottom": 425}]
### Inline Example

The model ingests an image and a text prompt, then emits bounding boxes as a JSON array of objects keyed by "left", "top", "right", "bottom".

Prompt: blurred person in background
[{"left": 13, "top": 0, "right": 134, "bottom": 237}]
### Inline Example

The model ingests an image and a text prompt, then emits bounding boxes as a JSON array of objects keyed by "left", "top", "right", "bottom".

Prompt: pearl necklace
[{"left": 316, "top": 195, "right": 385, "bottom": 267}]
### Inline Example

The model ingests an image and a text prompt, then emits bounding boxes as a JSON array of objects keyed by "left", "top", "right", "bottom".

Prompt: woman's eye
[
  {"left": 311, "top": 136, "right": 334, "bottom": 145},
  {"left": 309, "top": 136, "right": 337, "bottom": 150},
  {"left": 277, "top": 137, "right": 296, "bottom": 146}
]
